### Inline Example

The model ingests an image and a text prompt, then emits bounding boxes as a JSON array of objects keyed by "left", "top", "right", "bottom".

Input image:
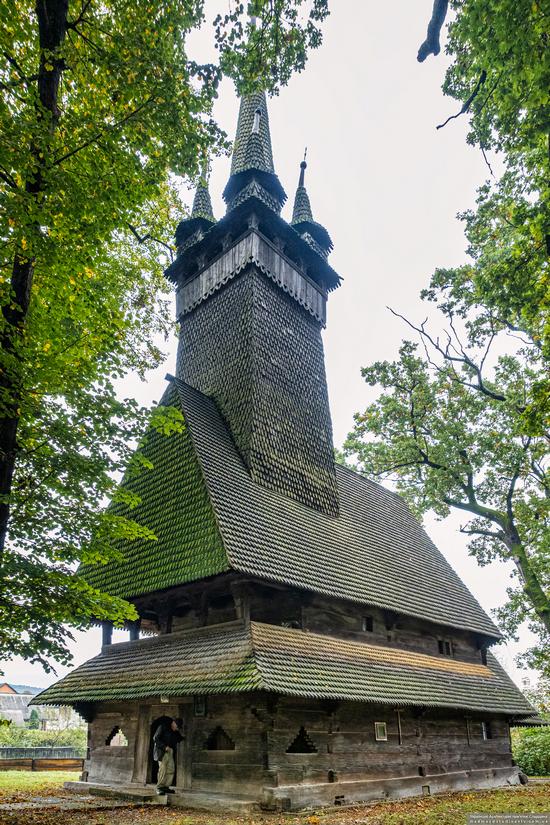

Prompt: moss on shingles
[{"left": 80, "top": 383, "right": 229, "bottom": 600}]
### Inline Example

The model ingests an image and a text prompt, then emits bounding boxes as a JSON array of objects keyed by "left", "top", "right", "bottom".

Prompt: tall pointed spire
[
  {"left": 223, "top": 92, "right": 286, "bottom": 210},
  {"left": 230, "top": 93, "right": 274, "bottom": 176},
  {"left": 290, "top": 154, "right": 333, "bottom": 257}
]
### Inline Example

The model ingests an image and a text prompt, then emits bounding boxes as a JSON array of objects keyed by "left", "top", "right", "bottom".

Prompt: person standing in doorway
[{"left": 153, "top": 717, "right": 184, "bottom": 794}]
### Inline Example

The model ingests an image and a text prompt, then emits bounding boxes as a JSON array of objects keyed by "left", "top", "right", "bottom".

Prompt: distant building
[{"left": 0, "top": 684, "right": 83, "bottom": 729}]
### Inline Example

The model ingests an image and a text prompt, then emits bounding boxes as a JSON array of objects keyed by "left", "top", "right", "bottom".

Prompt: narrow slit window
[
  {"left": 481, "top": 721, "right": 492, "bottom": 740},
  {"left": 193, "top": 695, "right": 206, "bottom": 717},
  {"left": 362, "top": 616, "right": 374, "bottom": 632},
  {"left": 374, "top": 721, "right": 388, "bottom": 741}
]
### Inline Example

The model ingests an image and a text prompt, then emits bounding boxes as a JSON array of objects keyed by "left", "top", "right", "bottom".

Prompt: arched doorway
[{"left": 147, "top": 715, "right": 172, "bottom": 784}]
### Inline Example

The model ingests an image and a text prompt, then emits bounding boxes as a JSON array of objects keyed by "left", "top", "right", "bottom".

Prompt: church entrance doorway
[{"left": 147, "top": 715, "right": 172, "bottom": 785}]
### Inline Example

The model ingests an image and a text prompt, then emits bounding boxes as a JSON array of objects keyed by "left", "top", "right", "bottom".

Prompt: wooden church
[{"left": 34, "top": 93, "right": 536, "bottom": 810}]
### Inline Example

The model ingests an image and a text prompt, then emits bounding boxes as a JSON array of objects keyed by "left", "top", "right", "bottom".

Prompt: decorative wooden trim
[{"left": 177, "top": 230, "right": 327, "bottom": 326}]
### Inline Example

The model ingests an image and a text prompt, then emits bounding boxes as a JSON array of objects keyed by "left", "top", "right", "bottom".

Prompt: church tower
[{"left": 168, "top": 93, "right": 340, "bottom": 516}]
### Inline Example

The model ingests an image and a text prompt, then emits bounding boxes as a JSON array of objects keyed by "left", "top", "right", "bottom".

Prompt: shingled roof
[
  {"left": 291, "top": 160, "right": 333, "bottom": 256},
  {"left": 31, "top": 620, "right": 533, "bottom": 717},
  {"left": 230, "top": 92, "right": 275, "bottom": 176},
  {"left": 81, "top": 380, "right": 501, "bottom": 640}
]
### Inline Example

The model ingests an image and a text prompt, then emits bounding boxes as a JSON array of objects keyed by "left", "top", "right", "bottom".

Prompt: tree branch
[
  {"left": 127, "top": 224, "right": 174, "bottom": 259},
  {"left": 459, "top": 525, "right": 505, "bottom": 541},
  {"left": 387, "top": 307, "right": 526, "bottom": 409},
  {"left": 417, "top": 0, "right": 449, "bottom": 62},
  {"left": 0, "top": 168, "right": 17, "bottom": 190},
  {"left": 67, "top": 0, "right": 93, "bottom": 30},
  {"left": 52, "top": 98, "right": 155, "bottom": 166},
  {"left": 442, "top": 495, "right": 506, "bottom": 527},
  {"left": 436, "top": 70, "right": 487, "bottom": 130}
]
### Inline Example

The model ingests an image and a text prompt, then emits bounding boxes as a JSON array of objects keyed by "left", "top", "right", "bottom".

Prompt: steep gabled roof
[
  {"left": 79, "top": 383, "right": 228, "bottom": 598},
  {"left": 81, "top": 380, "right": 501, "bottom": 640},
  {"left": 31, "top": 621, "right": 533, "bottom": 717}
]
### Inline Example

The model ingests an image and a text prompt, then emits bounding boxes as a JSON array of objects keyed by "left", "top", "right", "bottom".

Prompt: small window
[
  {"left": 193, "top": 695, "right": 207, "bottom": 717},
  {"left": 205, "top": 726, "right": 235, "bottom": 751},
  {"left": 480, "top": 648, "right": 488, "bottom": 665},
  {"left": 105, "top": 726, "right": 128, "bottom": 747},
  {"left": 438, "top": 639, "right": 453, "bottom": 656},
  {"left": 286, "top": 727, "right": 317, "bottom": 754},
  {"left": 481, "top": 721, "right": 492, "bottom": 740},
  {"left": 374, "top": 721, "right": 387, "bottom": 741},
  {"left": 362, "top": 616, "right": 373, "bottom": 632}
]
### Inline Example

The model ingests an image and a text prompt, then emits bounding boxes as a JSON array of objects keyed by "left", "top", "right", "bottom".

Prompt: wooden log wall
[
  {"left": 132, "top": 577, "right": 493, "bottom": 671},
  {"left": 86, "top": 703, "right": 141, "bottom": 784},
  {"left": 189, "top": 694, "right": 267, "bottom": 794},
  {"left": 83, "top": 693, "right": 512, "bottom": 792},
  {"left": 263, "top": 697, "right": 513, "bottom": 787}
]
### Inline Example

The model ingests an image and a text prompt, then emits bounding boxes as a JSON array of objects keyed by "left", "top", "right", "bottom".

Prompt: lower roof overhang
[{"left": 31, "top": 621, "right": 535, "bottom": 719}]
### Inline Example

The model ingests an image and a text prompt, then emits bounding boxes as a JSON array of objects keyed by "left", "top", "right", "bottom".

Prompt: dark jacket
[{"left": 153, "top": 724, "right": 183, "bottom": 762}]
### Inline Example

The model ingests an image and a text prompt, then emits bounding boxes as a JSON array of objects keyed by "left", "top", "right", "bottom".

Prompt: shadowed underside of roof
[
  {"left": 31, "top": 621, "right": 533, "bottom": 717},
  {"left": 80, "top": 380, "right": 501, "bottom": 639}
]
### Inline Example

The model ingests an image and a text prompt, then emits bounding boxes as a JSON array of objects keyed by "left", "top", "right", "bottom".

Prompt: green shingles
[
  {"left": 291, "top": 185, "right": 314, "bottom": 225},
  {"left": 176, "top": 380, "right": 502, "bottom": 639},
  {"left": 81, "top": 378, "right": 504, "bottom": 637},
  {"left": 191, "top": 182, "right": 215, "bottom": 222},
  {"left": 32, "top": 622, "right": 534, "bottom": 717},
  {"left": 79, "top": 384, "right": 229, "bottom": 600}
]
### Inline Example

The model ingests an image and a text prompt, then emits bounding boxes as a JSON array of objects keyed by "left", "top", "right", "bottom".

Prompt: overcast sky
[{"left": 5, "top": 1, "right": 537, "bottom": 690}]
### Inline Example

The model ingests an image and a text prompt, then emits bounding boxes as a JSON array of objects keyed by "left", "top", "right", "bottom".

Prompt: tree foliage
[
  {"left": 512, "top": 727, "right": 550, "bottom": 777},
  {"left": 347, "top": 0, "right": 549, "bottom": 672},
  {"left": 0, "top": 0, "right": 328, "bottom": 670}
]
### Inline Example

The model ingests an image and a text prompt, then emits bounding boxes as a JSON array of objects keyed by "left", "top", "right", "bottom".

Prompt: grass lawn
[
  {"left": 0, "top": 771, "right": 80, "bottom": 803},
  {"left": 0, "top": 773, "right": 547, "bottom": 825}
]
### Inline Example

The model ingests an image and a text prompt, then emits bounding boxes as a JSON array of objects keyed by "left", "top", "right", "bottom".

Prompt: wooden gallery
[{"left": 33, "top": 93, "right": 538, "bottom": 810}]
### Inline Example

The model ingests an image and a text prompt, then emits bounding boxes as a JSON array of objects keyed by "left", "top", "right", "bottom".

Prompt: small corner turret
[
  {"left": 291, "top": 153, "right": 333, "bottom": 259},
  {"left": 175, "top": 166, "right": 216, "bottom": 256}
]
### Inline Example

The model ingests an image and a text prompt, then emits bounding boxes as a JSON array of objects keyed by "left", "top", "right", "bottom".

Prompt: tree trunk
[
  {"left": 0, "top": 0, "right": 69, "bottom": 563},
  {"left": 508, "top": 531, "right": 550, "bottom": 635}
]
